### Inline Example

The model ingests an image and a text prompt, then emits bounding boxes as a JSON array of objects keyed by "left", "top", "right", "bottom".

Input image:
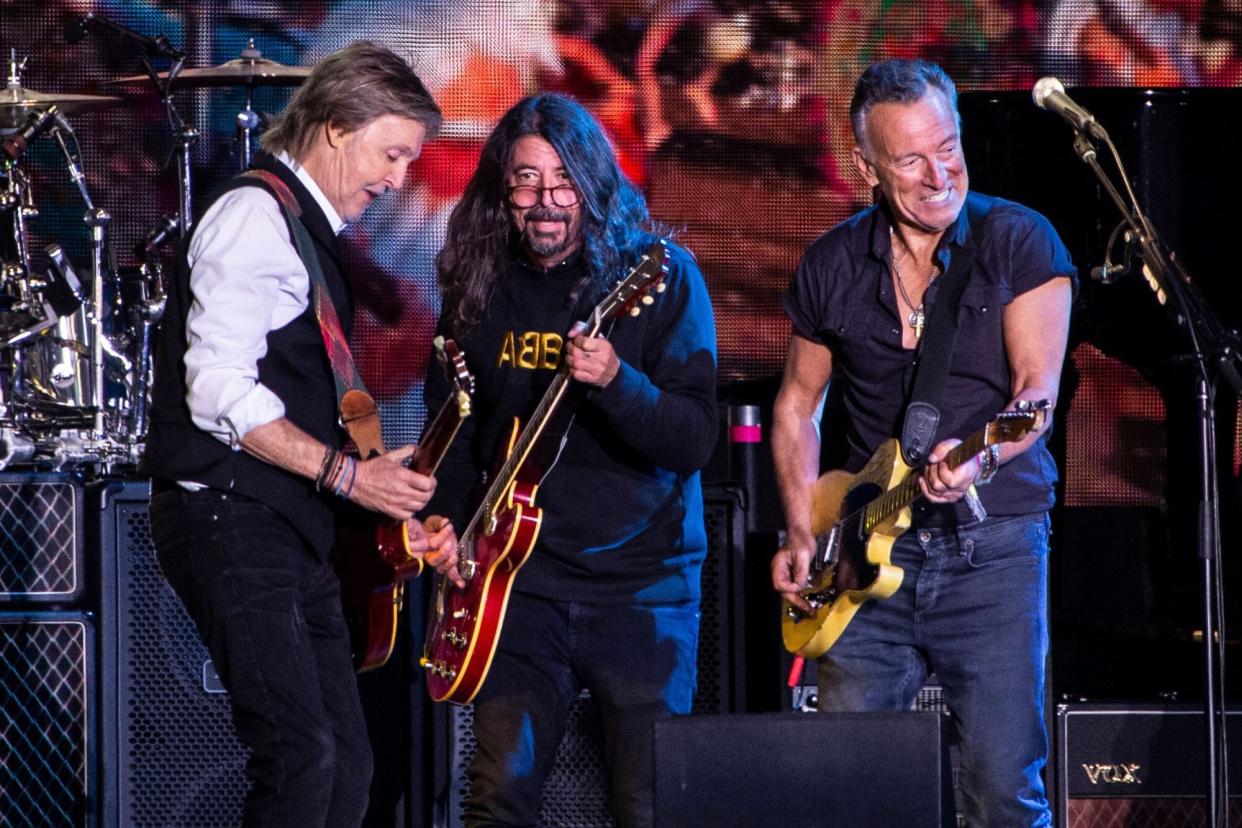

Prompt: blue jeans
[
  {"left": 149, "top": 487, "right": 373, "bottom": 827},
  {"left": 465, "top": 591, "right": 700, "bottom": 827},
  {"left": 817, "top": 512, "right": 1051, "bottom": 827}
]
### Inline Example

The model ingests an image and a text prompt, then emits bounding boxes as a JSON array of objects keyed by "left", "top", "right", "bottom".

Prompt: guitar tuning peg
[
  {"left": 629, "top": 306, "right": 641, "bottom": 317},
  {"left": 656, "top": 283, "right": 667, "bottom": 293},
  {"left": 641, "top": 295, "right": 654, "bottom": 305}
]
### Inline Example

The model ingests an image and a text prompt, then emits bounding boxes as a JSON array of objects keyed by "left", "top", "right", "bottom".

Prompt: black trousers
[
  {"left": 465, "top": 591, "right": 700, "bottom": 827},
  {"left": 149, "top": 487, "right": 372, "bottom": 828}
]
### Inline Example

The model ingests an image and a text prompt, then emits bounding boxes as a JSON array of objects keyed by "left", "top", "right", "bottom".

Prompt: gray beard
[{"left": 526, "top": 228, "right": 572, "bottom": 258}]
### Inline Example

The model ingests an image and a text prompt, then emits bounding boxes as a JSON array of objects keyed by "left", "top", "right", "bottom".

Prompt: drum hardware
[
  {"left": 109, "top": 39, "right": 310, "bottom": 171},
  {"left": 1, "top": 53, "right": 122, "bottom": 131},
  {"left": 0, "top": 51, "right": 142, "bottom": 472},
  {"left": 0, "top": 426, "right": 35, "bottom": 467}
]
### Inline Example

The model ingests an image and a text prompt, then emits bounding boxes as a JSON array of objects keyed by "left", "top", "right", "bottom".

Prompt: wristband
[{"left": 975, "top": 444, "right": 1001, "bottom": 486}]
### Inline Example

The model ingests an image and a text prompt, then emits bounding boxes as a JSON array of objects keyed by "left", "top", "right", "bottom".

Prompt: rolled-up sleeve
[{"left": 183, "top": 187, "right": 308, "bottom": 446}]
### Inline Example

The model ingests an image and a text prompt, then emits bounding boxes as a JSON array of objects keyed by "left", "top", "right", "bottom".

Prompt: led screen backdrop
[{"left": 2, "top": 0, "right": 1239, "bottom": 504}]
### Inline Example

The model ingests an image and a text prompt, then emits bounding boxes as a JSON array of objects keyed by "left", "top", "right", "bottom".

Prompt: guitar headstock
[
  {"left": 584, "top": 239, "right": 669, "bottom": 333},
  {"left": 984, "top": 399, "right": 1050, "bottom": 446},
  {"left": 434, "top": 336, "right": 475, "bottom": 418}
]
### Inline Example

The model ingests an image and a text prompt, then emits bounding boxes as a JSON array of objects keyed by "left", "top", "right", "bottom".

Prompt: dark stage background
[{"left": 2, "top": 0, "right": 1242, "bottom": 824}]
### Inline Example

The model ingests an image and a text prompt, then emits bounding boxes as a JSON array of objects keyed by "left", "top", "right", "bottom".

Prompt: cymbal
[
  {"left": 108, "top": 56, "right": 311, "bottom": 89},
  {"left": 0, "top": 84, "right": 123, "bottom": 129}
]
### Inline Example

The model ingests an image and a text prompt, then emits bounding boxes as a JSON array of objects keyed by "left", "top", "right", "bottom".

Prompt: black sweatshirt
[{"left": 425, "top": 241, "right": 717, "bottom": 604}]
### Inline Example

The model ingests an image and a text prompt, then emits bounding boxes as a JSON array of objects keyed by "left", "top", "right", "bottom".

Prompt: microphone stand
[
  {"left": 138, "top": 52, "right": 194, "bottom": 239},
  {"left": 1070, "top": 126, "right": 1242, "bottom": 828}
]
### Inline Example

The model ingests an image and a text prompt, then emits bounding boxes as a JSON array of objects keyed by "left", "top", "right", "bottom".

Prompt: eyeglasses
[{"left": 506, "top": 184, "right": 579, "bottom": 209}]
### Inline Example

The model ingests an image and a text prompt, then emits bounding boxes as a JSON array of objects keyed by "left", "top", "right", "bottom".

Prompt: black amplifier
[{"left": 1057, "top": 703, "right": 1242, "bottom": 827}]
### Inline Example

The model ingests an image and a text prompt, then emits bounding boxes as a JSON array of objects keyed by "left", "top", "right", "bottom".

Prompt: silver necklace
[{"left": 889, "top": 228, "right": 936, "bottom": 340}]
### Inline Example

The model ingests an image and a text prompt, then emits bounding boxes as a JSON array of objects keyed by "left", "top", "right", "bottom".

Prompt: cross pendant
[{"left": 909, "top": 307, "right": 925, "bottom": 339}]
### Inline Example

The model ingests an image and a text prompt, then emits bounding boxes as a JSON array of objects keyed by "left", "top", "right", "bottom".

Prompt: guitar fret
[{"left": 860, "top": 433, "right": 995, "bottom": 533}]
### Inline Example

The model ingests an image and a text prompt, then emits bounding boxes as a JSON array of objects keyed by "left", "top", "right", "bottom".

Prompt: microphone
[
  {"left": 1031, "top": 77, "right": 1106, "bottom": 138},
  {"left": 52, "top": 109, "right": 75, "bottom": 136},
  {"left": 2, "top": 106, "right": 60, "bottom": 160},
  {"left": 1089, "top": 263, "right": 1125, "bottom": 283},
  {"left": 64, "top": 13, "right": 186, "bottom": 60},
  {"left": 44, "top": 244, "right": 87, "bottom": 315},
  {"left": 134, "top": 213, "right": 181, "bottom": 262}
]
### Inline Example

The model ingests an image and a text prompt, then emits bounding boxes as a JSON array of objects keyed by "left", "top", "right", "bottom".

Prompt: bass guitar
[
  {"left": 336, "top": 337, "right": 474, "bottom": 672},
  {"left": 422, "top": 240, "right": 668, "bottom": 703},
  {"left": 781, "top": 400, "right": 1049, "bottom": 660}
]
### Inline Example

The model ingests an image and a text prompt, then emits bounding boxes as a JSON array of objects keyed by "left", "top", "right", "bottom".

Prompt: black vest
[{"left": 141, "top": 153, "right": 353, "bottom": 556}]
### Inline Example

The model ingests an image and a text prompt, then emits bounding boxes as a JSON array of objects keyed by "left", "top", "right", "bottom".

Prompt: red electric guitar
[
  {"left": 422, "top": 240, "right": 668, "bottom": 703},
  {"left": 336, "top": 337, "right": 474, "bottom": 672}
]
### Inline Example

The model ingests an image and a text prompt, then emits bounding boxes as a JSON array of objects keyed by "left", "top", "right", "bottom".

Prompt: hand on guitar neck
[
  {"left": 917, "top": 437, "right": 984, "bottom": 504},
  {"left": 347, "top": 444, "right": 438, "bottom": 520},
  {"left": 565, "top": 319, "right": 620, "bottom": 387}
]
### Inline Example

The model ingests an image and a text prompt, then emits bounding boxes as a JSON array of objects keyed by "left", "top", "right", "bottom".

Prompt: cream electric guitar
[{"left": 781, "top": 400, "right": 1050, "bottom": 659}]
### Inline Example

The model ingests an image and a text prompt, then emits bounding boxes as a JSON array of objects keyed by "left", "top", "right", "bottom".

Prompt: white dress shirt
[{"left": 183, "top": 152, "right": 344, "bottom": 448}]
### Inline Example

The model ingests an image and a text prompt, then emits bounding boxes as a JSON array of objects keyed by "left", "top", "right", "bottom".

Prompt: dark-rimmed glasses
[{"left": 506, "top": 184, "right": 579, "bottom": 209}]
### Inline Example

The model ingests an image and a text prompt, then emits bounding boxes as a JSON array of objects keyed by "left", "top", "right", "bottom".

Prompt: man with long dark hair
[
  {"left": 771, "top": 59, "right": 1073, "bottom": 825},
  {"left": 426, "top": 93, "right": 717, "bottom": 826},
  {"left": 142, "top": 42, "right": 458, "bottom": 826}
]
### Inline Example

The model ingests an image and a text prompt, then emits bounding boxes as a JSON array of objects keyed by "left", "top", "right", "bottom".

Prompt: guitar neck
[
  {"left": 457, "top": 241, "right": 666, "bottom": 548},
  {"left": 461, "top": 368, "right": 574, "bottom": 542},
  {"left": 862, "top": 430, "right": 989, "bottom": 533},
  {"left": 412, "top": 390, "right": 468, "bottom": 476}
]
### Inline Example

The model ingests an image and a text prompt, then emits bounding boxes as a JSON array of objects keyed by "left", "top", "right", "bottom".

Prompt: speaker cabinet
[
  {"left": 95, "top": 480, "right": 249, "bottom": 828},
  {"left": 0, "top": 473, "right": 84, "bottom": 603},
  {"left": 654, "top": 712, "right": 955, "bottom": 827},
  {"left": 694, "top": 483, "right": 747, "bottom": 715},
  {"left": 442, "top": 690, "right": 612, "bottom": 827},
  {"left": 0, "top": 612, "right": 93, "bottom": 826},
  {"left": 1057, "top": 703, "right": 1242, "bottom": 827}
]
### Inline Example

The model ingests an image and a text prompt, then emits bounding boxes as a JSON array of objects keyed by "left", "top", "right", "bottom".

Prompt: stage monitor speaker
[
  {"left": 0, "top": 473, "right": 84, "bottom": 604},
  {"left": 653, "top": 712, "right": 955, "bottom": 827},
  {"left": 1057, "top": 703, "right": 1242, "bottom": 826},
  {"left": 0, "top": 611, "right": 93, "bottom": 827},
  {"left": 94, "top": 479, "right": 250, "bottom": 828}
]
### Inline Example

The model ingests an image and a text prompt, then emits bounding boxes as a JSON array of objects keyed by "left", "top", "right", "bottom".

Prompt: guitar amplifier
[
  {"left": 0, "top": 611, "right": 93, "bottom": 826},
  {"left": 1057, "top": 703, "right": 1242, "bottom": 827},
  {"left": 0, "top": 473, "right": 85, "bottom": 604}
]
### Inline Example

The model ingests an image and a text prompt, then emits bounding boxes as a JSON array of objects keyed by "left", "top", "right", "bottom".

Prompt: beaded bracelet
[{"left": 315, "top": 446, "right": 338, "bottom": 491}]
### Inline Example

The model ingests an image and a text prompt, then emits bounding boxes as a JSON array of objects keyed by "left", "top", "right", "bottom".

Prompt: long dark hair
[{"left": 437, "top": 94, "right": 657, "bottom": 337}]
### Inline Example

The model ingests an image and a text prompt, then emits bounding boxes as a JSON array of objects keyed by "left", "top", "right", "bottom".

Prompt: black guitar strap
[{"left": 898, "top": 203, "right": 985, "bottom": 467}]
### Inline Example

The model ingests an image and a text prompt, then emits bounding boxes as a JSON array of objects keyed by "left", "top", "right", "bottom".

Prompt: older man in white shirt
[{"left": 141, "top": 41, "right": 455, "bottom": 827}]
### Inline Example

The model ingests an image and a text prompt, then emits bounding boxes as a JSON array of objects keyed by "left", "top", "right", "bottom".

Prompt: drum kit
[{"left": 0, "top": 34, "right": 311, "bottom": 471}]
